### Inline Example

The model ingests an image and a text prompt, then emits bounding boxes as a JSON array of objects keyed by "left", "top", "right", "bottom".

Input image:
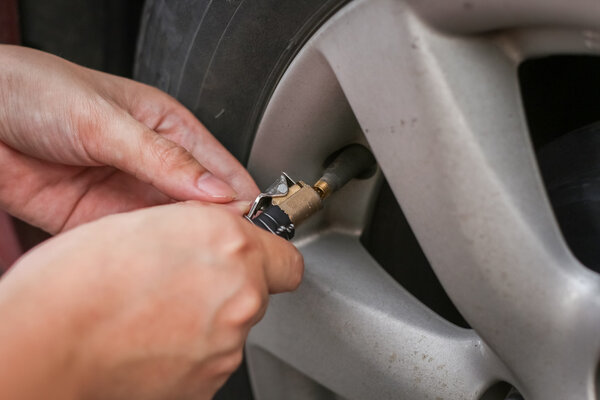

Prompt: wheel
[{"left": 135, "top": 1, "right": 600, "bottom": 399}]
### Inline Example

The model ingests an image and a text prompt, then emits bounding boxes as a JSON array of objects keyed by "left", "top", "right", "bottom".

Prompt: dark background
[{"left": 19, "top": 0, "right": 145, "bottom": 77}]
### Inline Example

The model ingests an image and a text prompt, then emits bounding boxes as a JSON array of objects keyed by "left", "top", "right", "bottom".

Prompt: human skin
[
  {"left": 0, "top": 44, "right": 259, "bottom": 234},
  {"left": 0, "top": 46, "right": 303, "bottom": 398},
  {"left": 0, "top": 202, "right": 303, "bottom": 400}
]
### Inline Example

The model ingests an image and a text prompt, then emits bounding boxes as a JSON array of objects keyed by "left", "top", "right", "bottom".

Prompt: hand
[
  {"left": 0, "top": 45, "right": 259, "bottom": 234},
  {"left": 0, "top": 201, "right": 303, "bottom": 400}
]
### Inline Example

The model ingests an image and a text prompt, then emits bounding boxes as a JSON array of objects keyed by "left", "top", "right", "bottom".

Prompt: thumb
[{"left": 92, "top": 113, "right": 237, "bottom": 202}]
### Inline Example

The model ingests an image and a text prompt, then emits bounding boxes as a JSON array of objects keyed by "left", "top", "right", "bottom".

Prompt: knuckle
[
  {"left": 239, "top": 286, "right": 267, "bottom": 322},
  {"left": 219, "top": 221, "right": 257, "bottom": 258},
  {"left": 225, "top": 232, "right": 252, "bottom": 257},
  {"left": 151, "top": 135, "right": 196, "bottom": 170},
  {"left": 72, "top": 96, "right": 114, "bottom": 156},
  {"left": 212, "top": 350, "right": 244, "bottom": 376},
  {"left": 225, "top": 285, "right": 267, "bottom": 327}
]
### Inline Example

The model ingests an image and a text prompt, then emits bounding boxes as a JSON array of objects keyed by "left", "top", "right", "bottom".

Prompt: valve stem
[{"left": 246, "top": 144, "right": 376, "bottom": 240}]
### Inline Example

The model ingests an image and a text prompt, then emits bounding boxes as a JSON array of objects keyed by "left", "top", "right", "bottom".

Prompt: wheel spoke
[
  {"left": 247, "top": 233, "right": 505, "bottom": 400},
  {"left": 406, "top": 0, "right": 600, "bottom": 35},
  {"left": 315, "top": 0, "right": 600, "bottom": 397}
]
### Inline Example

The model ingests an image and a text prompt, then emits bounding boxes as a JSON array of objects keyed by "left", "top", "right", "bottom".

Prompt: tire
[
  {"left": 135, "top": 0, "right": 349, "bottom": 164},
  {"left": 134, "top": 1, "right": 350, "bottom": 398}
]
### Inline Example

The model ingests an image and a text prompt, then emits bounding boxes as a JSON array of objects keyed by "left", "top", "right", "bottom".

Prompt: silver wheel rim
[{"left": 245, "top": 0, "right": 600, "bottom": 398}]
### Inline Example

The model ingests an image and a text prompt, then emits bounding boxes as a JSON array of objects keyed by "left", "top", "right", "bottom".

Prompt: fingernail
[{"left": 197, "top": 172, "right": 237, "bottom": 200}]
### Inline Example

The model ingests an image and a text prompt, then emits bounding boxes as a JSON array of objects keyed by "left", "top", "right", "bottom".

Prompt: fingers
[
  {"left": 178, "top": 200, "right": 251, "bottom": 216},
  {"left": 250, "top": 224, "right": 305, "bottom": 294},
  {"left": 95, "top": 113, "right": 237, "bottom": 203},
  {"left": 109, "top": 79, "right": 260, "bottom": 201},
  {"left": 179, "top": 126, "right": 260, "bottom": 202},
  {"left": 222, "top": 200, "right": 252, "bottom": 215},
  {"left": 180, "top": 201, "right": 304, "bottom": 293}
]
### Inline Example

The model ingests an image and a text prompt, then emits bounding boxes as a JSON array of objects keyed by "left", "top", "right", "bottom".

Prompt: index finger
[{"left": 249, "top": 224, "right": 305, "bottom": 294}]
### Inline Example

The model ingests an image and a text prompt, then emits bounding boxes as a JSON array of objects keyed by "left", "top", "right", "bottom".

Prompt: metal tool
[{"left": 246, "top": 144, "right": 376, "bottom": 240}]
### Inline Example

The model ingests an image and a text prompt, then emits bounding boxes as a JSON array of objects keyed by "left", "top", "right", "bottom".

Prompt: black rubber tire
[
  {"left": 538, "top": 121, "right": 600, "bottom": 273},
  {"left": 134, "top": 1, "right": 350, "bottom": 398},
  {"left": 135, "top": 0, "right": 349, "bottom": 164}
]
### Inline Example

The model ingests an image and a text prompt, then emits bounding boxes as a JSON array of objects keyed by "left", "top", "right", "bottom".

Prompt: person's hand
[
  {"left": 0, "top": 45, "right": 259, "bottom": 234},
  {"left": 0, "top": 201, "right": 303, "bottom": 400}
]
